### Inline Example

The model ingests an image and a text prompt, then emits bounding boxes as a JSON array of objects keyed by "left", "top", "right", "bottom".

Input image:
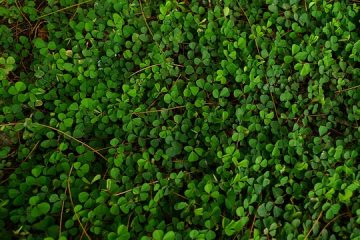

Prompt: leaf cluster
[{"left": 0, "top": 0, "right": 360, "bottom": 239}]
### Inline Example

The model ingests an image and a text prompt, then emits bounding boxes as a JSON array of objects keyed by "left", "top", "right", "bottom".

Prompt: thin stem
[
  {"left": 139, "top": 0, "right": 162, "bottom": 51},
  {"left": 15, "top": 0, "right": 32, "bottom": 25},
  {"left": 316, "top": 212, "right": 351, "bottom": 240},
  {"left": 139, "top": 0, "right": 153, "bottom": 38},
  {"left": 172, "top": 191, "right": 188, "bottom": 201},
  {"left": 113, "top": 171, "right": 195, "bottom": 197},
  {"left": 130, "top": 63, "right": 183, "bottom": 77},
  {"left": 59, "top": 190, "right": 66, "bottom": 238},
  {"left": 304, "top": 211, "right": 323, "bottom": 240},
  {"left": 132, "top": 106, "right": 186, "bottom": 115},
  {"left": 237, "top": 3, "right": 259, "bottom": 53},
  {"left": 35, "top": 123, "right": 107, "bottom": 162},
  {"left": 336, "top": 84, "right": 360, "bottom": 93},
  {"left": 67, "top": 165, "right": 92, "bottom": 240},
  {"left": 0, "top": 122, "right": 107, "bottom": 162},
  {"left": 36, "top": 0, "right": 93, "bottom": 19},
  {"left": 22, "top": 141, "right": 39, "bottom": 163},
  {"left": 250, "top": 211, "right": 257, "bottom": 238},
  {"left": 0, "top": 123, "right": 18, "bottom": 127},
  {"left": 114, "top": 180, "right": 159, "bottom": 196},
  {"left": 130, "top": 64, "right": 161, "bottom": 77},
  {"left": 132, "top": 102, "right": 216, "bottom": 115}
]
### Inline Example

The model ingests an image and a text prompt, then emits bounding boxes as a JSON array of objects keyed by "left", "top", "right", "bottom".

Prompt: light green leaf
[
  {"left": 257, "top": 204, "right": 267, "bottom": 217},
  {"left": 292, "top": 44, "right": 300, "bottom": 55},
  {"left": 153, "top": 230, "right": 164, "bottom": 240},
  {"left": 319, "top": 126, "right": 328, "bottom": 136},
  {"left": 15, "top": 82, "right": 26, "bottom": 92},
  {"left": 188, "top": 151, "right": 199, "bottom": 162},
  {"left": 224, "top": 7, "right": 230, "bottom": 17},
  {"left": 117, "top": 225, "right": 130, "bottom": 240},
  {"left": 300, "top": 63, "right": 311, "bottom": 77},
  {"left": 163, "top": 231, "right": 175, "bottom": 240}
]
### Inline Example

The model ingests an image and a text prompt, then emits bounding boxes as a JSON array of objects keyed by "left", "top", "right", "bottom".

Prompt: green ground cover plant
[{"left": 0, "top": 0, "right": 360, "bottom": 239}]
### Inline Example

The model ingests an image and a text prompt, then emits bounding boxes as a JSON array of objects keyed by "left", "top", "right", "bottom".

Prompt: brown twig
[
  {"left": 79, "top": 223, "right": 89, "bottom": 240},
  {"left": 59, "top": 190, "right": 67, "bottom": 238},
  {"left": 113, "top": 171, "right": 195, "bottom": 197},
  {"left": 138, "top": 0, "right": 154, "bottom": 38},
  {"left": 172, "top": 191, "right": 188, "bottom": 201},
  {"left": 67, "top": 165, "right": 92, "bottom": 240},
  {"left": 130, "top": 63, "right": 183, "bottom": 77},
  {"left": 0, "top": 140, "right": 40, "bottom": 185},
  {"left": 132, "top": 106, "right": 186, "bottom": 115},
  {"left": 132, "top": 102, "right": 216, "bottom": 115},
  {"left": 130, "top": 64, "right": 161, "bottom": 77},
  {"left": 36, "top": 0, "right": 94, "bottom": 19},
  {"left": 249, "top": 211, "right": 257, "bottom": 238},
  {"left": 114, "top": 180, "right": 159, "bottom": 196},
  {"left": 316, "top": 212, "right": 351, "bottom": 240},
  {"left": 35, "top": 123, "right": 108, "bottom": 162},
  {"left": 14, "top": 0, "right": 32, "bottom": 26},
  {"left": 1, "top": 122, "right": 108, "bottom": 180},
  {"left": 336, "top": 84, "right": 360, "bottom": 94},
  {"left": 304, "top": 210, "right": 323, "bottom": 240},
  {"left": 237, "top": 3, "right": 259, "bottom": 53},
  {"left": 21, "top": 141, "right": 39, "bottom": 164}
]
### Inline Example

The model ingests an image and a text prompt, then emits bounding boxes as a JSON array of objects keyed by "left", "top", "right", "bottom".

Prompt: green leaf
[
  {"left": 113, "top": 13, "right": 124, "bottom": 29},
  {"left": 194, "top": 208, "right": 203, "bottom": 216},
  {"left": 190, "top": 86, "right": 199, "bottom": 96},
  {"left": 29, "top": 196, "right": 40, "bottom": 205},
  {"left": 15, "top": 82, "right": 26, "bottom": 92},
  {"left": 6, "top": 56, "right": 15, "bottom": 65},
  {"left": 0, "top": 147, "right": 11, "bottom": 158},
  {"left": 268, "top": 4, "right": 278, "bottom": 13},
  {"left": 63, "top": 118, "right": 73, "bottom": 127},
  {"left": 78, "top": 192, "right": 89, "bottom": 203},
  {"left": 68, "top": 103, "right": 79, "bottom": 111},
  {"left": 220, "top": 87, "right": 230, "bottom": 97},
  {"left": 284, "top": 55, "right": 293, "bottom": 64},
  {"left": 319, "top": 126, "right": 328, "bottom": 136},
  {"left": 48, "top": 41, "right": 56, "bottom": 50},
  {"left": 188, "top": 151, "right": 199, "bottom": 162},
  {"left": 164, "top": 94, "right": 172, "bottom": 104},
  {"left": 238, "top": 37, "right": 246, "bottom": 49},
  {"left": 185, "top": 65, "right": 194, "bottom": 75},
  {"left": 272, "top": 146, "right": 280, "bottom": 157},
  {"left": 31, "top": 166, "right": 42, "bottom": 177},
  {"left": 257, "top": 204, "right": 267, "bottom": 217},
  {"left": 325, "top": 204, "right": 341, "bottom": 220},
  {"left": 224, "top": 7, "right": 230, "bottom": 17},
  {"left": 294, "top": 52, "right": 307, "bottom": 61},
  {"left": 34, "top": 38, "right": 46, "bottom": 48},
  {"left": 212, "top": 89, "right": 219, "bottom": 98},
  {"left": 174, "top": 202, "right": 188, "bottom": 210},
  {"left": 204, "top": 183, "right": 212, "bottom": 194},
  {"left": 31, "top": 202, "right": 50, "bottom": 218},
  {"left": 128, "top": 89, "right": 137, "bottom": 97},
  {"left": 292, "top": 44, "right": 300, "bottom": 55},
  {"left": 300, "top": 63, "right": 311, "bottom": 77},
  {"left": 152, "top": 230, "right": 164, "bottom": 240},
  {"left": 123, "top": 50, "right": 132, "bottom": 59},
  {"left": 163, "top": 231, "right": 175, "bottom": 240},
  {"left": 117, "top": 225, "right": 130, "bottom": 240},
  {"left": 123, "top": 25, "right": 135, "bottom": 38}
]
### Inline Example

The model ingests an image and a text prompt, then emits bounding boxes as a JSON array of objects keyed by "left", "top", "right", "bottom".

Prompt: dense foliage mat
[{"left": 1, "top": 0, "right": 360, "bottom": 239}]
